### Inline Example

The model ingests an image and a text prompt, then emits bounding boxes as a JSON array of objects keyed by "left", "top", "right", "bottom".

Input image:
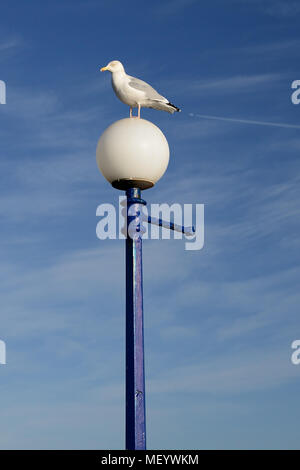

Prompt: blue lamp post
[
  {"left": 125, "top": 187, "right": 146, "bottom": 450},
  {"left": 96, "top": 118, "right": 194, "bottom": 450}
]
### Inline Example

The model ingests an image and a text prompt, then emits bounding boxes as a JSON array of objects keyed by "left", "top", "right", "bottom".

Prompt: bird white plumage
[{"left": 100, "top": 60, "right": 181, "bottom": 118}]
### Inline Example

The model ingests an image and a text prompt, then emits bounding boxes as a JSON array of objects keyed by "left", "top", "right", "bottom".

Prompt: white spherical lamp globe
[{"left": 96, "top": 118, "right": 169, "bottom": 190}]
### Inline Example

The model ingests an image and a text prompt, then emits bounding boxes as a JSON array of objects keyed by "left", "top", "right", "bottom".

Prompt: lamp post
[
  {"left": 96, "top": 118, "right": 169, "bottom": 450},
  {"left": 125, "top": 187, "right": 146, "bottom": 450}
]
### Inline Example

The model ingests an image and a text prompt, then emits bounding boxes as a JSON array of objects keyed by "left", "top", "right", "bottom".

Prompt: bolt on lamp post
[{"left": 96, "top": 118, "right": 194, "bottom": 450}]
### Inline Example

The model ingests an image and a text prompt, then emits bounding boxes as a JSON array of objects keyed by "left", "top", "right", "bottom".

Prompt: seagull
[{"left": 100, "top": 60, "right": 181, "bottom": 118}]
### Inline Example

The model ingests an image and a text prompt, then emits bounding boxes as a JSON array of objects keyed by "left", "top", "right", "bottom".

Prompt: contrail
[{"left": 189, "top": 113, "right": 300, "bottom": 130}]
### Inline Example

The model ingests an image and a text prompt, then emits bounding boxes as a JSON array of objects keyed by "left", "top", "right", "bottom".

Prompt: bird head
[{"left": 100, "top": 60, "right": 125, "bottom": 73}]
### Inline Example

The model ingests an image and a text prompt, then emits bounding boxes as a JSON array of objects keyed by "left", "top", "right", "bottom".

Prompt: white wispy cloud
[
  {"left": 241, "top": 39, "right": 300, "bottom": 55},
  {"left": 190, "top": 73, "right": 282, "bottom": 92},
  {"left": 231, "top": 0, "right": 300, "bottom": 18},
  {"left": 0, "top": 37, "right": 21, "bottom": 52},
  {"left": 157, "top": 73, "right": 284, "bottom": 101},
  {"left": 0, "top": 36, "right": 23, "bottom": 64},
  {"left": 148, "top": 347, "right": 298, "bottom": 394},
  {"left": 0, "top": 401, "right": 124, "bottom": 449},
  {"left": 262, "top": 0, "right": 300, "bottom": 17}
]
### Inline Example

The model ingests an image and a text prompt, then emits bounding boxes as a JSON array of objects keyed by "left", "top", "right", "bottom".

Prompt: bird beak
[{"left": 100, "top": 66, "right": 108, "bottom": 72}]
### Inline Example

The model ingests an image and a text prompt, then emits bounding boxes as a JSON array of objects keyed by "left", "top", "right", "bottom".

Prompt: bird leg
[{"left": 130, "top": 105, "right": 140, "bottom": 118}]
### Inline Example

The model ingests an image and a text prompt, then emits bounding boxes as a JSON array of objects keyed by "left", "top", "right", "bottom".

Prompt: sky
[{"left": 0, "top": 0, "right": 300, "bottom": 450}]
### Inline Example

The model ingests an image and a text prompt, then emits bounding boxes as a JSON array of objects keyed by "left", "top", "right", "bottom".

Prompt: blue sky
[{"left": 0, "top": 0, "right": 300, "bottom": 450}]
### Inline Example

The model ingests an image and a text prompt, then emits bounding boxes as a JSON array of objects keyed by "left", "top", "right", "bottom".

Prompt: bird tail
[{"left": 167, "top": 102, "right": 181, "bottom": 113}]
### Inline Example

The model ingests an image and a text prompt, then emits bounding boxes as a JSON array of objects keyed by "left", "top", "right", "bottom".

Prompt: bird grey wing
[{"left": 128, "top": 76, "right": 168, "bottom": 102}]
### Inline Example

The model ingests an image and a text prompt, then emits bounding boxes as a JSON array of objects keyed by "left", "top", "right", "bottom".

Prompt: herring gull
[{"left": 100, "top": 60, "right": 181, "bottom": 118}]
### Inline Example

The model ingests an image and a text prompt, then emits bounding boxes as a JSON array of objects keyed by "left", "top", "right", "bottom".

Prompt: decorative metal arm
[
  {"left": 145, "top": 215, "right": 195, "bottom": 237},
  {"left": 126, "top": 193, "right": 196, "bottom": 237}
]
